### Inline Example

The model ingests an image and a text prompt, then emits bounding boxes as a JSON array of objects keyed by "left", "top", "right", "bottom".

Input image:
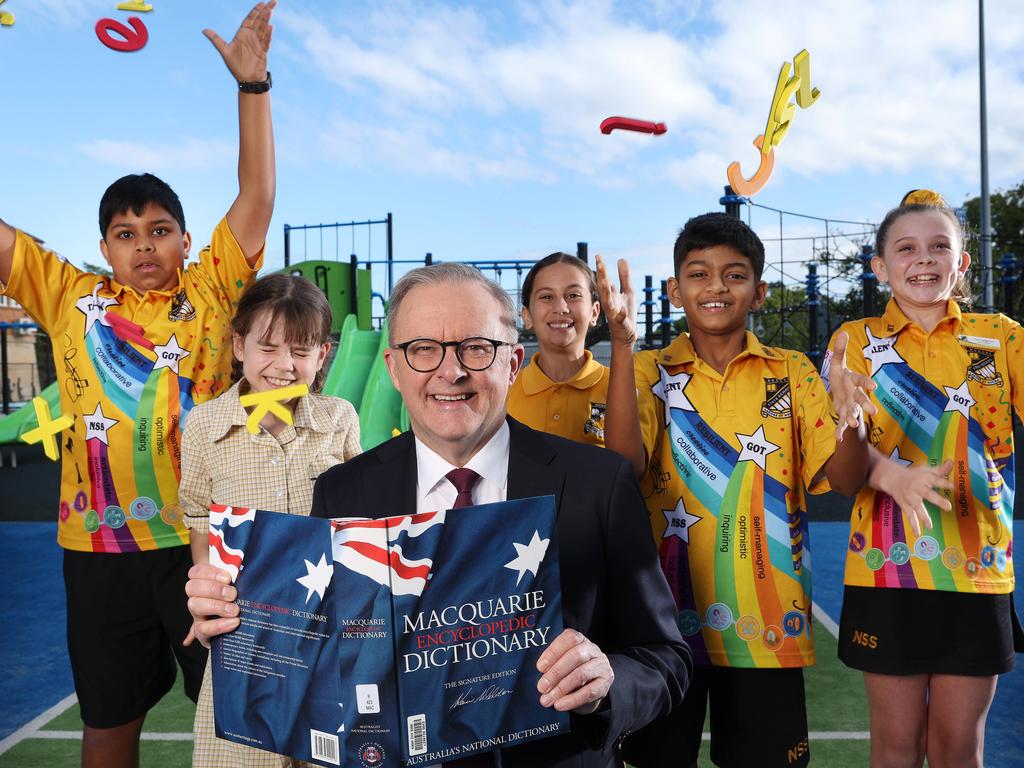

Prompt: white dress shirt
[{"left": 414, "top": 421, "right": 510, "bottom": 514}]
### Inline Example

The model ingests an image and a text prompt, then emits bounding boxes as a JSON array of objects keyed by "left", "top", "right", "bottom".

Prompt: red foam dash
[{"left": 600, "top": 116, "right": 667, "bottom": 135}]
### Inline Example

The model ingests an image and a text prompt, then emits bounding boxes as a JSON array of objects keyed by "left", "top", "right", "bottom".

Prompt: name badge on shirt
[{"left": 957, "top": 334, "right": 1000, "bottom": 350}]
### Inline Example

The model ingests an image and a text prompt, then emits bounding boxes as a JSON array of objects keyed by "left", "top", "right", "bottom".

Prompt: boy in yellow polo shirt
[
  {"left": 0, "top": 4, "right": 276, "bottom": 766},
  {"left": 598, "top": 213, "right": 873, "bottom": 768}
]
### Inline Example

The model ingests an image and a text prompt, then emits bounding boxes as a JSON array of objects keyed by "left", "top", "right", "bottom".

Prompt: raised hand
[
  {"left": 828, "top": 331, "right": 877, "bottom": 442},
  {"left": 204, "top": 0, "right": 275, "bottom": 84},
  {"left": 596, "top": 254, "right": 637, "bottom": 348}
]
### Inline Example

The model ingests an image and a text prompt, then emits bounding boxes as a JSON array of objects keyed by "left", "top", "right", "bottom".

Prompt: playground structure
[{"left": 2, "top": 194, "right": 1020, "bottom": 456}]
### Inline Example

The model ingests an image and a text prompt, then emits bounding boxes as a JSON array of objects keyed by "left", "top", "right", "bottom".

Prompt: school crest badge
[
  {"left": 584, "top": 401, "right": 606, "bottom": 439},
  {"left": 963, "top": 345, "right": 1003, "bottom": 387},
  {"left": 168, "top": 289, "right": 196, "bottom": 322},
  {"left": 760, "top": 377, "right": 792, "bottom": 419}
]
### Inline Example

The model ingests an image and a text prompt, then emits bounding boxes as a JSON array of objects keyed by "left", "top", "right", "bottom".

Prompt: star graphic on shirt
[
  {"left": 652, "top": 367, "right": 695, "bottom": 424},
  {"left": 735, "top": 425, "right": 781, "bottom": 471},
  {"left": 943, "top": 380, "right": 976, "bottom": 419},
  {"left": 296, "top": 553, "right": 333, "bottom": 604},
  {"left": 889, "top": 446, "right": 912, "bottom": 468},
  {"left": 662, "top": 498, "right": 702, "bottom": 544},
  {"left": 861, "top": 327, "right": 904, "bottom": 376},
  {"left": 153, "top": 334, "right": 190, "bottom": 374},
  {"left": 337, "top": 702, "right": 345, "bottom": 733},
  {"left": 84, "top": 402, "right": 118, "bottom": 445},
  {"left": 75, "top": 284, "right": 118, "bottom": 335},
  {"left": 504, "top": 530, "right": 550, "bottom": 586}
]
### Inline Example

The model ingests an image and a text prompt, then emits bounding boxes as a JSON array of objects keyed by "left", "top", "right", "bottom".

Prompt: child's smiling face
[
  {"left": 670, "top": 245, "right": 767, "bottom": 338},
  {"left": 872, "top": 209, "right": 970, "bottom": 311},
  {"left": 521, "top": 262, "right": 600, "bottom": 355}
]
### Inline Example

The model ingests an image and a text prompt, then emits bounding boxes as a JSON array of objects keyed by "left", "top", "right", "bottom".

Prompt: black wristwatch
[{"left": 238, "top": 71, "right": 272, "bottom": 94}]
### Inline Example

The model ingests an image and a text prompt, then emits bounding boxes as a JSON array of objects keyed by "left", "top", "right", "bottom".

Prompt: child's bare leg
[
  {"left": 863, "top": 672, "right": 927, "bottom": 768},
  {"left": 82, "top": 715, "right": 144, "bottom": 768},
  {"left": 925, "top": 673, "right": 997, "bottom": 768}
]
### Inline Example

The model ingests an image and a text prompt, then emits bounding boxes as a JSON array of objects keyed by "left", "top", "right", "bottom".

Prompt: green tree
[{"left": 963, "top": 182, "right": 1024, "bottom": 320}]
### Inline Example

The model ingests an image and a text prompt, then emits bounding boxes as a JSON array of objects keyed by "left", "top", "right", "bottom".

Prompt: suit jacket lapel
[
  {"left": 506, "top": 417, "right": 565, "bottom": 516},
  {"left": 366, "top": 430, "right": 418, "bottom": 518}
]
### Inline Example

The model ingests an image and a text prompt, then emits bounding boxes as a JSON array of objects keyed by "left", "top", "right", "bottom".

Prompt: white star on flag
[
  {"left": 153, "top": 334, "right": 190, "bottom": 374},
  {"left": 652, "top": 367, "right": 695, "bottom": 424},
  {"left": 662, "top": 498, "right": 702, "bottom": 544},
  {"left": 862, "top": 327, "right": 904, "bottom": 376},
  {"left": 84, "top": 403, "right": 119, "bottom": 445},
  {"left": 943, "top": 380, "right": 976, "bottom": 419},
  {"left": 504, "top": 530, "right": 549, "bottom": 586},
  {"left": 296, "top": 553, "right": 333, "bottom": 604},
  {"left": 337, "top": 703, "right": 345, "bottom": 733},
  {"left": 75, "top": 284, "right": 118, "bottom": 334},
  {"left": 889, "top": 446, "right": 912, "bottom": 468},
  {"left": 735, "top": 425, "right": 781, "bottom": 471}
]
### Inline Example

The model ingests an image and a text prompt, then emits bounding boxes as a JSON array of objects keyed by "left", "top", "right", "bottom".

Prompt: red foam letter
[{"left": 95, "top": 16, "right": 149, "bottom": 52}]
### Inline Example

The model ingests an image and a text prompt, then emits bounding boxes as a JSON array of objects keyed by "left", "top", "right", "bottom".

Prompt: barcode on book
[
  {"left": 408, "top": 713, "right": 427, "bottom": 755},
  {"left": 310, "top": 729, "right": 340, "bottom": 765}
]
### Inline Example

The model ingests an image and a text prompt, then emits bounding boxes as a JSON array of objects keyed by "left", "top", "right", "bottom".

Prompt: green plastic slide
[
  {"left": 320, "top": 317, "right": 405, "bottom": 451},
  {"left": 322, "top": 314, "right": 380, "bottom": 411},
  {"left": 354, "top": 324, "right": 405, "bottom": 451},
  {"left": 0, "top": 381, "right": 61, "bottom": 445}
]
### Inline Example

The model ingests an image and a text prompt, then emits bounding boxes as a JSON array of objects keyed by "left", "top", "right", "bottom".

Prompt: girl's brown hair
[
  {"left": 231, "top": 273, "right": 333, "bottom": 390},
  {"left": 521, "top": 252, "right": 598, "bottom": 309},
  {"left": 875, "top": 203, "right": 973, "bottom": 306}
]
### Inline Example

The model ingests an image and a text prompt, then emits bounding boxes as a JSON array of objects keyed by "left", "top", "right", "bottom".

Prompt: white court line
[
  {"left": 0, "top": 693, "right": 78, "bottom": 755},
  {"left": 703, "top": 732, "right": 869, "bottom": 741},
  {"left": 29, "top": 731, "right": 193, "bottom": 741},
  {"left": 812, "top": 600, "right": 841, "bottom": 639}
]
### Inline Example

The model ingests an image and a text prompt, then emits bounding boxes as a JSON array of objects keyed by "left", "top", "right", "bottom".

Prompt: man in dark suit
[{"left": 186, "top": 263, "right": 690, "bottom": 767}]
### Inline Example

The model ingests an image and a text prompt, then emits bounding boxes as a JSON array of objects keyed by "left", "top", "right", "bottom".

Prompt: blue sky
[{"left": 2, "top": 0, "right": 1023, "bottom": 301}]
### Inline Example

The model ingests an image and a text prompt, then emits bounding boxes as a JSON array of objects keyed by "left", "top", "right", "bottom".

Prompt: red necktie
[
  {"left": 442, "top": 467, "right": 494, "bottom": 768},
  {"left": 446, "top": 467, "right": 480, "bottom": 509}
]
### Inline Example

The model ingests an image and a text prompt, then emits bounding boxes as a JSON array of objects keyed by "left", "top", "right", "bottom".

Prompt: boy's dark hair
[
  {"left": 231, "top": 274, "right": 334, "bottom": 391},
  {"left": 673, "top": 212, "right": 765, "bottom": 281},
  {"left": 521, "top": 252, "right": 599, "bottom": 308},
  {"left": 98, "top": 173, "right": 186, "bottom": 238}
]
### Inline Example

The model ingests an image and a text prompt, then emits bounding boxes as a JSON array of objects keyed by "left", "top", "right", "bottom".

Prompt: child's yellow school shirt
[
  {"left": 826, "top": 300, "right": 1022, "bottom": 595},
  {"left": 2, "top": 219, "right": 260, "bottom": 552},
  {"left": 507, "top": 350, "right": 608, "bottom": 447},
  {"left": 635, "top": 331, "right": 836, "bottom": 668}
]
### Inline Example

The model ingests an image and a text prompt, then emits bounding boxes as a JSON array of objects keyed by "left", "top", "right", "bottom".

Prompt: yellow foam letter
[
  {"left": 21, "top": 396, "right": 75, "bottom": 461},
  {"left": 0, "top": 0, "right": 14, "bottom": 27},
  {"left": 239, "top": 383, "right": 309, "bottom": 435},
  {"left": 792, "top": 49, "right": 820, "bottom": 108},
  {"left": 116, "top": 1, "right": 154, "bottom": 11}
]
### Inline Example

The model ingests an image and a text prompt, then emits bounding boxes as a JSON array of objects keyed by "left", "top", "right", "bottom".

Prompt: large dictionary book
[{"left": 208, "top": 496, "right": 568, "bottom": 766}]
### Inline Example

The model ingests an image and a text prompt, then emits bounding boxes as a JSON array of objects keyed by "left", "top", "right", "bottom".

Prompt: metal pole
[
  {"left": 576, "top": 242, "right": 588, "bottom": 264},
  {"left": 283, "top": 224, "right": 291, "bottom": 268},
  {"left": 349, "top": 254, "right": 359, "bottom": 318},
  {"left": 386, "top": 212, "right": 394, "bottom": 292},
  {"left": 660, "top": 280, "right": 671, "bottom": 349},
  {"left": 1, "top": 326, "right": 9, "bottom": 415},
  {"left": 806, "top": 264, "right": 820, "bottom": 365},
  {"left": 860, "top": 244, "right": 876, "bottom": 317},
  {"left": 425, "top": 253, "right": 433, "bottom": 266},
  {"left": 979, "top": 0, "right": 994, "bottom": 309},
  {"left": 644, "top": 275, "right": 654, "bottom": 350}
]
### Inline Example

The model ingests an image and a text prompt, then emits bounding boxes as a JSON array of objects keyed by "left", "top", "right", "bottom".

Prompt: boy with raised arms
[{"left": 0, "top": 4, "right": 276, "bottom": 766}]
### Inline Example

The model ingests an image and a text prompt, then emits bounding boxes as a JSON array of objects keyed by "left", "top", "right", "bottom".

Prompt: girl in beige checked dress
[{"left": 180, "top": 273, "right": 361, "bottom": 767}]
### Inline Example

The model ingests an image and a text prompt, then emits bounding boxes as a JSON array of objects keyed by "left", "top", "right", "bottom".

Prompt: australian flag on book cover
[{"left": 209, "top": 496, "right": 568, "bottom": 767}]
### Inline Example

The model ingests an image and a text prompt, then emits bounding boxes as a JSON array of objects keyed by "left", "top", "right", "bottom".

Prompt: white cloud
[
  {"left": 274, "top": 0, "right": 1024, "bottom": 191},
  {"left": 76, "top": 137, "right": 235, "bottom": 172}
]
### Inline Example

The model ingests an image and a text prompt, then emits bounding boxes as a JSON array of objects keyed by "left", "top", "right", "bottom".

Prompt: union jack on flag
[
  {"left": 209, "top": 504, "right": 257, "bottom": 580},
  {"left": 331, "top": 511, "right": 445, "bottom": 597}
]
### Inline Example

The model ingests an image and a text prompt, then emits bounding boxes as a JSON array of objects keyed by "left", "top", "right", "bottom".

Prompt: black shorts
[
  {"left": 838, "top": 585, "right": 1022, "bottom": 676},
  {"left": 621, "top": 665, "right": 809, "bottom": 768},
  {"left": 63, "top": 546, "right": 208, "bottom": 728}
]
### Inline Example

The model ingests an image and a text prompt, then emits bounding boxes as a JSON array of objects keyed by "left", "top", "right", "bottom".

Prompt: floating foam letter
[
  {"left": 21, "top": 397, "right": 75, "bottom": 461},
  {"left": 95, "top": 16, "right": 149, "bottom": 52},
  {"left": 726, "top": 135, "right": 775, "bottom": 197},
  {"left": 239, "top": 383, "right": 309, "bottom": 435}
]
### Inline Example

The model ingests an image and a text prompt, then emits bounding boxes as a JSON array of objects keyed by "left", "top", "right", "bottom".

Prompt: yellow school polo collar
[
  {"left": 518, "top": 350, "right": 604, "bottom": 396},
  {"left": 878, "top": 298, "right": 962, "bottom": 337},
  {"left": 654, "top": 330, "right": 781, "bottom": 366}
]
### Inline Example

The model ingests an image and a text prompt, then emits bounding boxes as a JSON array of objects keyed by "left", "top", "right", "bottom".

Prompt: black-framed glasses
[{"left": 392, "top": 337, "right": 513, "bottom": 372}]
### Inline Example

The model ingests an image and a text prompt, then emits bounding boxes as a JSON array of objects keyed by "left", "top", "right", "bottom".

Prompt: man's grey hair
[{"left": 387, "top": 262, "right": 519, "bottom": 344}]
